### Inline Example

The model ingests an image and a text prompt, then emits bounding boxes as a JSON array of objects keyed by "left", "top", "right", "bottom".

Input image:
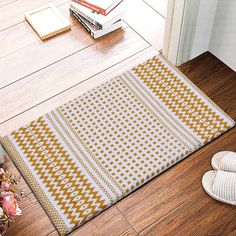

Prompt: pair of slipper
[{"left": 202, "top": 151, "right": 236, "bottom": 206}]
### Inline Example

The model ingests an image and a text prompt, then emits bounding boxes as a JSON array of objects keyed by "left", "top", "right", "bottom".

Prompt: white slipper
[
  {"left": 211, "top": 151, "right": 236, "bottom": 172},
  {"left": 202, "top": 170, "right": 236, "bottom": 206}
]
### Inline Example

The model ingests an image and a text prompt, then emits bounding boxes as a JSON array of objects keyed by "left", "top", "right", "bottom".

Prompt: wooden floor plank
[
  {"left": 0, "top": 20, "right": 40, "bottom": 59},
  {"left": 124, "top": 0, "right": 165, "bottom": 50},
  {"left": 143, "top": 0, "right": 167, "bottom": 18},
  {"left": 0, "top": 27, "right": 149, "bottom": 124},
  {"left": 140, "top": 188, "right": 236, "bottom": 236},
  {"left": 0, "top": 0, "right": 18, "bottom": 8},
  {"left": 179, "top": 52, "right": 236, "bottom": 119},
  {"left": 0, "top": 0, "right": 67, "bottom": 31},
  {"left": 0, "top": 3, "right": 78, "bottom": 59}
]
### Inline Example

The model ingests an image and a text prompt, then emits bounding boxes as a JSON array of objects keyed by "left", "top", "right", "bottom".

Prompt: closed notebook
[
  {"left": 70, "top": 1, "right": 124, "bottom": 29},
  {"left": 71, "top": 10, "right": 122, "bottom": 38}
]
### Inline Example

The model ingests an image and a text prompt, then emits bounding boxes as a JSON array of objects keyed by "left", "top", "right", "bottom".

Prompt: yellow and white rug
[{"left": 1, "top": 54, "right": 235, "bottom": 235}]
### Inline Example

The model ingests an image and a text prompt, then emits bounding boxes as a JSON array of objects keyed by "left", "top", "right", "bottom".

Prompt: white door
[{"left": 163, "top": 0, "right": 200, "bottom": 66}]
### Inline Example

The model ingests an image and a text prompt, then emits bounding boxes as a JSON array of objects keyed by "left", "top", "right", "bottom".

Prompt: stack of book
[{"left": 70, "top": 0, "right": 124, "bottom": 39}]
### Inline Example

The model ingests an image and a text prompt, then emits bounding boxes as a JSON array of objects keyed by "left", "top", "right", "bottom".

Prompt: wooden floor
[{"left": 0, "top": 0, "right": 236, "bottom": 235}]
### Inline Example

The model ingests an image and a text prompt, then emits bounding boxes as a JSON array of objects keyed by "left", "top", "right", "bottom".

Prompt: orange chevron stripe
[
  {"left": 133, "top": 56, "right": 229, "bottom": 142},
  {"left": 12, "top": 117, "right": 107, "bottom": 226}
]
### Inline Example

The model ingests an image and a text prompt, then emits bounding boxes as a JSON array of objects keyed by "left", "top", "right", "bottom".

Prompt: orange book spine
[{"left": 72, "top": 0, "right": 107, "bottom": 15}]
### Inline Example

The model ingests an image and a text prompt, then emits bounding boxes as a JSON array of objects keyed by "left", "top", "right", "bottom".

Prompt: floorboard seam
[
  {"left": 138, "top": 201, "right": 187, "bottom": 235},
  {"left": 123, "top": 20, "right": 152, "bottom": 48},
  {"left": 0, "top": 43, "right": 95, "bottom": 90},
  {"left": 142, "top": 0, "right": 166, "bottom": 19},
  {"left": 116, "top": 205, "right": 140, "bottom": 236},
  {"left": 0, "top": 0, "right": 18, "bottom": 9}
]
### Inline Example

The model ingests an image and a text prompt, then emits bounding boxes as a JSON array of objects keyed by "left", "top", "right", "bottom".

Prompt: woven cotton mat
[{"left": 1, "top": 54, "right": 235, "bottom": 235}]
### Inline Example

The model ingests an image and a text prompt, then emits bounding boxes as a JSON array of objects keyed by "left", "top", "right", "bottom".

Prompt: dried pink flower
[{"left": 2, "top": 194, "right": 21, "bottom": 217}]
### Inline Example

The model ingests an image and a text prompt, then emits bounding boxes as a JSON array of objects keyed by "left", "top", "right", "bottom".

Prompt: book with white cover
[
  {"left": 71, "top": 10, "right": 122, "bottom": 39},
  {"left": 70, "top": 1, "right": 124, "bottom": 29}
]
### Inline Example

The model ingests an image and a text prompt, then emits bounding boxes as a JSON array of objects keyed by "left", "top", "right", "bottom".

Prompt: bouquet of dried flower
[{"left": 0, "top": 168, "right": 23, "bottom": 235}]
